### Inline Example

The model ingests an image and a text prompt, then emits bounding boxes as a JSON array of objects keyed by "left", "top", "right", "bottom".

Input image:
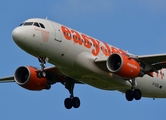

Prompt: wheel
[
  {"left": 41, "top": 71, "right": 46, "bottom": 78},
  {"left": 133, "top": 89, "right": 142, "bottom": 100},
  {"left": 125, "top": 90, "right": 134, "bottom": 101},
  {"left": 64, "top": 98, "right": 72, "bottom": 109},
  {"left": 37, "top": 71, "right": 42, "bottom": 78},
  {"left": 37, "top": 71, "right": 46, "bottom": 78},
  {"left": 72, "top": 97, "right": 80, "bottom": 108}
]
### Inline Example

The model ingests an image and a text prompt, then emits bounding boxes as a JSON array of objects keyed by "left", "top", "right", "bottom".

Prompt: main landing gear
[
  {"left": 64, "top": 77, "right": 80, "bottom": 109},
  {"left": 125, "top": 79, "right": 142, "bottom": 101}
]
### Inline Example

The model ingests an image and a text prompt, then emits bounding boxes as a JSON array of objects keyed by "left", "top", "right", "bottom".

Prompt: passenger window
[
  {"left": 24, "top": 22, "right": 33, "bottom": 26},
  {"left": 34, "top": 22, "right": 40, "bottom": 27},
  {"left": 39, "top": 23, "right": 45, "bottom": 29}
]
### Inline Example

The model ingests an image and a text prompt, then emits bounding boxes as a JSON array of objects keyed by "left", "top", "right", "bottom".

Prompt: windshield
[{"left": 19, "top": 22, "right": 45, "bottom": 29}]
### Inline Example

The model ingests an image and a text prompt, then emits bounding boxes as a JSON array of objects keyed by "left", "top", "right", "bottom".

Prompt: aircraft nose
[{"left": 12, "top": 27, "right": 23, "bottom": 44}]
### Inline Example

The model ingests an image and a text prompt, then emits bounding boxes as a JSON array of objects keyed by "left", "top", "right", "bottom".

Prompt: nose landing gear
[
  {"left": 37, "top": 57, "right": 48, "bottom": 78},
  {"left": 36, "top": 57, "right": 51, "bottom": 90}
]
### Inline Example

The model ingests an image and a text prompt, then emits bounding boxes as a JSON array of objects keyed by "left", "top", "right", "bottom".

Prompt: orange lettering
[
  {"left": 111, "top": 46, "right": 120, "bottom": 54},
  {"left": 156, "top": 72, "right": 159, "bottom": 77},
  {"left": 160, "top": 70, "right": 164, "bottom": 79},
  {"left": 89, "top": 37, "right": 100, "bottom": 56},
  {"left": 119, "top": 49, "right": 127, "bottom": 55},
  {"left": 101, "top": 42, "right": 111, "bottom": 56},
  {"left": 81, "top": 34, "right": 91, "bottom": 49},
  {"left": 71, "top": 30, "right": 82, "bottom": 45},
  {"left": 61, "top": 26, "right": 127, "bottom": 57},
  {"left": 61, "top": 26, "right": 72, "bottom": 40}
]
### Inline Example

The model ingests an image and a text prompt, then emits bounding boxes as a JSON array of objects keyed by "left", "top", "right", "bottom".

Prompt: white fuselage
[{"left": 12, "top": 18, "right": 166, "bottom": 98}]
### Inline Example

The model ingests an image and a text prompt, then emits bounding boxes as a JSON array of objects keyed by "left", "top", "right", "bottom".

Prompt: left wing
[{"left": 138, "top": 53, "right": 166, "bottom": 71}]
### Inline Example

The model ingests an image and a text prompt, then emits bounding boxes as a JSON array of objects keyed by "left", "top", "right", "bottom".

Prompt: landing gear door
[{"left": 52, "top": 22, "right": 62, "bottom": 42}]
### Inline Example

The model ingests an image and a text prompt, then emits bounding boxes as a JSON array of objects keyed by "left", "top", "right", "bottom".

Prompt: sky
[{"left": 0, "top": 0, "right": 166, "bottom": 120}]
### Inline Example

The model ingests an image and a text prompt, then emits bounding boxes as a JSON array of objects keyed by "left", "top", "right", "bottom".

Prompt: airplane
[{"left": 1, "top": 18, "right": 166, "bottom": 109}]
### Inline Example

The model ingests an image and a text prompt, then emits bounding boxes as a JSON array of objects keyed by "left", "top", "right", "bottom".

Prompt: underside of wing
[
  {"left": 44, "top": 66, "right": 83, "bottom": 84},
  {"left": 138, "top": 53, "right": 166, "bottom": 64},
  {"left": 138, "top": 53, "right": 166, "bottom": 71}
]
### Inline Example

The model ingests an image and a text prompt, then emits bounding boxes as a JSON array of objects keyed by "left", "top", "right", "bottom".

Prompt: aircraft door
[{"left": 51, "top": 22, "right": 62, "bottom": 42}]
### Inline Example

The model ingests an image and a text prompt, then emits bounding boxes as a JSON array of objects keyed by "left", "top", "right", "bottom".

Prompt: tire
[
  {"left": 64, "top": 98, "right": 72, "bottom": 109},
  {"left": 37, "top": 71, "right": 42, "bottom": 78},
  {"left": 41, "top": 71, "right": 46, "bottom": 78},
  {"left": 37, "top": 71, "right": 46, "bottom": 78},
  {"left": 125, "top": 90, "right": 134, "bottom": 101},
  {"left": 133, "top": 89, "right": 142, "bottom": 100},
  {"left": 72, "top": 97, "right": 80, "bottom": 108}
]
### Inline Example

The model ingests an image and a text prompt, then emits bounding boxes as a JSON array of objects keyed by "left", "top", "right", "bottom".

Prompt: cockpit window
[
  {"left": 24, "top": 22, "right": 33, "bottom": 26},
  {"left": 20, "top": 21, "right": 45, "bottom": 29},
  {"left": 33, "top": 22, "right": 40, "bottom": 27},
  {"left": 39, "top": 23, "right": 45, "bottom": 29}
]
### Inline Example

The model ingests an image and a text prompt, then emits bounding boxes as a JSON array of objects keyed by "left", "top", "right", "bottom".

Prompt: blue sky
[{"left": 0, "top": 0, "right": 166, "bottom": 120}]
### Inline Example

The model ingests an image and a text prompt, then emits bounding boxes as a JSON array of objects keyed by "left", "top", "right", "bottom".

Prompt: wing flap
[
  {"left": 138, "top": 53, "right": 166, "bottom": 71},
  {"left": 151, "top": 61, "right": 166, "bottom": 71}
]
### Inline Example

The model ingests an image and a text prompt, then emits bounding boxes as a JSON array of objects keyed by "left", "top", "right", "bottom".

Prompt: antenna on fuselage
[{"left": 46, "top": 17, "right": 48, "bottom": 20}]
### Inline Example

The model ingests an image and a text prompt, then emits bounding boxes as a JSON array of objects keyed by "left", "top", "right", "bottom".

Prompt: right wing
[
  {"left": 0, "top": 76, "right": 14, "bottom": 83},
  {"left": 0, "top": 66, "right": 83, "bottom": 84}
]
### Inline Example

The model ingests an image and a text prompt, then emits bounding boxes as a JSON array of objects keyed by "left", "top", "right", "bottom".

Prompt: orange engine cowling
[
  {"left": 14, "top": 66, "right": 47, "bottom": 91},
  {"left": 106, "top": 53, "right": 144, "bottom": 78}
]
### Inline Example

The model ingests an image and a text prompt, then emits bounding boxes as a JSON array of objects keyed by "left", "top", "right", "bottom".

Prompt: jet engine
[
  {"left": 14, "top": 66, "right": 48, "bottom": 90},
  {"left": 106, "top": 53, "right": 144, "bottom": 78}
]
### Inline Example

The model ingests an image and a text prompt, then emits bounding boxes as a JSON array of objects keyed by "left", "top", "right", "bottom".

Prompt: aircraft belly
[
  {"left": 54, "top": 50, "right": 130, "bottom": 90},
  {"left": 80, "top": 75, "right": 128, "bottom": 90},
  {"left": 135, "top": 75, "right": 166, "bottom": 97}
]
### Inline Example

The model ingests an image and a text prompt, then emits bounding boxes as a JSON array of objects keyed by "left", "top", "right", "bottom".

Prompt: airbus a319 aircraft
[{"left": 1, "top": 18, "right": 166, "bottom": 109}]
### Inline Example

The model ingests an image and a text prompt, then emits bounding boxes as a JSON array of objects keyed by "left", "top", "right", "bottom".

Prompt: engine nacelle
[
  {"left": 106, "top": 53, "right": 143, "bottom": 78},
  {"left": 14, "top": 66, "right": 47, "bottom": 91}
]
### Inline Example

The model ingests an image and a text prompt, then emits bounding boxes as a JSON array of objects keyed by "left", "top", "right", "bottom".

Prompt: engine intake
[
  {"left": 106, "top": 53, "right": 144, "bottom": 78},
  {"left": 14, "top": 66, "right": 47, "bottom": 90}
]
